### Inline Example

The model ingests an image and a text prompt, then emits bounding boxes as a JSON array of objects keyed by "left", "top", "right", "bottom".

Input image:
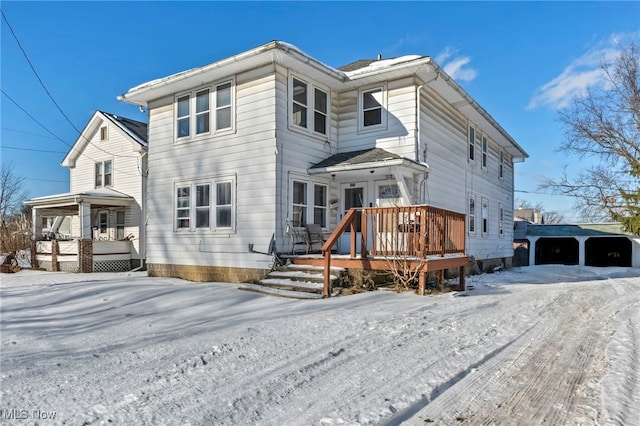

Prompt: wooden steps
[{"left": 239, "top": 264, "right": 346, "bottom": 299}]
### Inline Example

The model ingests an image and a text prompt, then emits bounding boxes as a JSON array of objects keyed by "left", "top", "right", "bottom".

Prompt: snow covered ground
[{"left": 1, "top": 265, "right": 639, "bottom": 425}]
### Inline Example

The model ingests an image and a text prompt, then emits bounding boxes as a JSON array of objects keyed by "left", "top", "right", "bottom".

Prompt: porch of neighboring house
[
  {"left": 257, "top": 205, "right": 468, "bottom": 298},
  {"left": 25, "top": 189, "right": 140, "bottom": 273}
]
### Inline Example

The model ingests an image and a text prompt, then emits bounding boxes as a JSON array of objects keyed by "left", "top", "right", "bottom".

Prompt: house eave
[{"left": 309, "top": 158, "right": 429, "bottom": 175}]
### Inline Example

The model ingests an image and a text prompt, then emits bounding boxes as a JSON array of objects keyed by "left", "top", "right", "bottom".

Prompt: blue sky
[{"left": 1, "top": 1, "right": 638, "bottom": 221}]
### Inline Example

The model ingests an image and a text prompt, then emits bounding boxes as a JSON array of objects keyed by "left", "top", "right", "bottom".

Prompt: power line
[
  {"left": 2, "top": 126, "right": 66, "bottom": 141},
  {"left": 26, "top": 177, "right": 68, "bottom": 183},
  {"left": 1, "top": 145, "right": 66, "bottom": 154},
  {"left": 1, "top": 9, "right": 82, "bottom": 135}
]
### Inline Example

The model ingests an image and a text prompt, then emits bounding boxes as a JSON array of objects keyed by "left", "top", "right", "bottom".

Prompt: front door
[{"left": 339, "top": 182, "right": 367, "bottom": 253}]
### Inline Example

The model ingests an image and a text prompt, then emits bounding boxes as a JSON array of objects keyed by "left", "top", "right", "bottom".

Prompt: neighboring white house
[
  {"left": 26, "top": 111, "right": 147, "bottom": 272},
  {"left": 118, "top": 41, "right": 528, "bottom": 282}
]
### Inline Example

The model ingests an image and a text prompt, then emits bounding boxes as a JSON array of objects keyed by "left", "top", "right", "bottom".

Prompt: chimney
[{"left": 377, "top": 54, "right": 382, "bottom": 60}]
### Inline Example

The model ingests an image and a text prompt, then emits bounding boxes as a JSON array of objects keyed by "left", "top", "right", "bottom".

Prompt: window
[
  {"left": 292, "top": 181, "right": 307, "bottom": 227},
  {"left": 468, "top": 124, "right": 476, "bottom": 162},
  {"left": 100, "top": 126, "right": 108, "bottom": 141},
  {"left": 176, "top": 186, "right": 191, "bottom": 229},
  {"left": 99, "top": 212, "right": 108, "bottom": 234},
  {"left": 196, "top": 89, "right": 210, "bottom": 135},
  {"left": 195, "top": 184, "right": 210, "bottom": 228},
  {"left": 95, "top": 160, "right": 112, "bottom": 188},
  {"left": 482, "top": 198, "right": 489, "bottom": 235},
  {"left": 176, "top": 80, "right": 234, "bottom": 140},
  {"left": 175, "top": 178, "right": 235, "bottom": 231},
  {"left": 499, "top": 204, "right": 505, "bottom": 237},
  {"left": 95, "top": 163, "right": 102, "bottom": 187},
  {"left": 116, "top": 210, "right": 125, "bottom": 240},
  {"left": 361, "top": 87, "right": 383, "bottom": 128},
  {"left": 313, "top": 184, "right": 328, "bottom": 227},
  {"left": 468, "top": 195, "right": 476, "bottom": 233},
  {"left": 482, "top": 135, "right": 488, "bottom": 170},
  {"left": 499, "top": 149, "right": 505, "bottom": 179},
  {"left": 290, "top": 76, "right": 328, "bottom": 135},
  {"left": 216, "top": 181, "right": 233, "bottom": 228}
]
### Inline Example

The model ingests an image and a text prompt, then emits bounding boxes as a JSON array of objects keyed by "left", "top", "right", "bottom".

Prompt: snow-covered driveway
[{"left": 1, "top": 266, "right": 639, "bottom": 425}]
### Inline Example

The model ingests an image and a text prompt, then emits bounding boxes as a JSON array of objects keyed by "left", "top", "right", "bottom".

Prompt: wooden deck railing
[{"left": 321, "top": 205, "right": 466, "bottom": 297}]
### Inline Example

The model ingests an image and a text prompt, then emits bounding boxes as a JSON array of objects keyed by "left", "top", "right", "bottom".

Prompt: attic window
[{"left": 100, "top": 126, "right": 108, "bottom": 141}]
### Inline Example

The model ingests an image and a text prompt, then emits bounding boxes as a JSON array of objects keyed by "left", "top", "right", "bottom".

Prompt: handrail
[
  {"left": 321, "top": 208, "right": 359, "bottom": 298},
  {"left": 320, "top": 204, "right": 466, "bottom": 298}
]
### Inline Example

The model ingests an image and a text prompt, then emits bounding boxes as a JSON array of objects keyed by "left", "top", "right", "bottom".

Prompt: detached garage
[{"left": 522, "top": 223, "right": 640, "bottom": 268}]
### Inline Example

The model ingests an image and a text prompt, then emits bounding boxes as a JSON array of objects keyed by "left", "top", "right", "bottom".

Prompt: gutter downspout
[{"left": 417, "top": 71, "right": 439, "bottom": 203}]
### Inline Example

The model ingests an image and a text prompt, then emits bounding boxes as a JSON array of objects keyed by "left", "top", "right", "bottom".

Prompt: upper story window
[
  {"left": 95, "top": 160, "right": 112, "bottom": 188},
  {"left": 175, "top": 177, "right": 235, "bottom": 232},
  {"left": 499, "top": 149, "right": 505, "bottom": 179},
  {"left": 290, "top": 76, "right": 328, "bottom": 136},
  {"left": 468, "top": 124, "right": 476, "bottom": 162},
  {"left": 175, "top": 80, "right": 234, "bottom": 141},
  {"left": 481, "top": 135, "right": 488, "bottom": 170},
  {"left": 360, "top": 86, "right": 386, "bottom": 130},
  {"left": 100, "top": 126, "right": 108, "bottom": 141}
]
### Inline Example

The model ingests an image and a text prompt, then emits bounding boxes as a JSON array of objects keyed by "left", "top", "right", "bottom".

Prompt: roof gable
[{"left": 61, "top": 111, "right": 147, "bottom": 168}]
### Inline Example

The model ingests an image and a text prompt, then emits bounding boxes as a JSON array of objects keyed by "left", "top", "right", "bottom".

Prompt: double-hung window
[
  {"left": 313, "top": 184, "right": 328, "bottom": 228},
  {"left": 482, "top": 198, "right": 489, "bottom": 235},
  {"left": 468, "top": 124, "right": 476, "bottom": 162},
  {"left": 292, "top": 181, "right": 307, "bottom": 227},
  {"left": 95, "top": 160, "right": 112, "bottom": 188},
  {"left": 360, "top": 86, "right": 385, "bottom": 130},
  {"left": 176, "top": 80, "right": 234, "bottom": 141},
  {"left": 482, "top": 135, "right": 488, "bottom": 170},
  {"left": 116, "top": 210, "right": 125, "bottom": 240},
  {"left": 175, "top": 178, "right": 235, "bottom": 231},
  {"left": 499, "top": 149, "right": 505, "bottom": 179},
  {"left": 290, "top": 76, "right": 328, "bottom": 136},
  {"left": 468, "top": 195, "right": 476, "bottom": 234}
]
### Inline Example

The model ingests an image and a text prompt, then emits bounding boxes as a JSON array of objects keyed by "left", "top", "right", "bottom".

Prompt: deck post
[
  {"left": 361, "top": 211, "right": 368, "bottom": 258},
  {"left": 437, "top": 269, "right": 444, "bottom": 291},
  {"left": 458, "top": 265, "right": 466, "bottom": 291},
  {"left": 350, "top": 220, "right": 356, "bottom": 258},
  {"left": 323, "top": 250, "right": 331, "bottom": 298},
  {"left": 418, "top": 271, "right": 426, "bottom": 296}
]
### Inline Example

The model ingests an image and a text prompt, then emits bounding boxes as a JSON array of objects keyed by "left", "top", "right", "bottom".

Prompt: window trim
[
  {"left": 175, "top": 78, "right": 235, "bottom": 143},
  {"left": 289, "top": 176, "right": 330, "bottom": 228},
  {"left": 173, "top": 176, "right": 236, "bottom": 232},
  {"left": 289, "top": 74, "right": 330, "bottom": 137},
  {"left": 468, "top": 194, "right": 476, "bottom": 234},
  {"left": 468, "top": 123, "right": 476, "bottom": 163},
  {"left": 481, "top": 197, "right": 489, "bottom": 236},
  {"left": 358, "top": 84, "right": 387, "bottom": 132},
  {"left": 94, "top": 159, "right": 113, "bottom": 188},
  {"left": 481, "top": 134, "right": 488, "bottom": 170}
]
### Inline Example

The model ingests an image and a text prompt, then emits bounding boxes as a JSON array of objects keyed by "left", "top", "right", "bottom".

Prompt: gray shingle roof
[
  {"left": 102, "top": 111, "right": 148, "bottom": 144},
  {"left": 310, "top": 148, "right": 402, "bottom": 169}
]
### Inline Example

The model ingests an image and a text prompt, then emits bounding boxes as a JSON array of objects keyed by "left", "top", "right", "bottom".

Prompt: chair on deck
[
  {"left": 305, "top": 223, "right": 326, "bottom": 253},
  {"left": 286, "top": 220, "right": 326, "bottom": 254}
]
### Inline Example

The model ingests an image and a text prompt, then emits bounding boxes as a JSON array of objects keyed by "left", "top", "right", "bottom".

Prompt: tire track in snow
[{"left": 399, "top": 282, "right": 635, "bottom": 425}]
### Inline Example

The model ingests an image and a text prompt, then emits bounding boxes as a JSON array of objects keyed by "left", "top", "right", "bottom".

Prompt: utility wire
[
  {"left": 1, "top": 145, "right": 66, "bottom": 154},
  {"left": 1, "top": 9, "right": 82, "bottom": 135},
  {"left": 2, "top": 126, "right": 66, "bottom": 141}
]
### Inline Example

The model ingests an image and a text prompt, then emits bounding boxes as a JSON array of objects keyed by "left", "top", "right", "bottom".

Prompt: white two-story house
[
  {"left": 26, "top": 111, "right": 147, "bottom": 272},
  {"left": 119, "top": 41, "right": 527, "bottom": 283}
]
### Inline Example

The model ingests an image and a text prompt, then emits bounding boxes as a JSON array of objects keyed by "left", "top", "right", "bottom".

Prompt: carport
[{"left": 525, "top": 223, "right": 639, "bottom": 268}]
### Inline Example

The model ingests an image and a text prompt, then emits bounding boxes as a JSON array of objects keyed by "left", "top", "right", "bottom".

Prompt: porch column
[
  {"left": 577, "top": 237, "right": 586, "bottom": 266},
  {"left": 32, "top": 207, "right": 43, "bottom": 239},
  {"left": 78, "top": 202, "right": 92, "bottom": 239},
  {"left": 529, "top": 236, "right": 539, "bottom": 266}
]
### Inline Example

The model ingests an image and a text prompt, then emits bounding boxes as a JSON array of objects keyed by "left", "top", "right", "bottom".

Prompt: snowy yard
[{"left": 1, "top": 266, "right": 639, "bottom": 425}]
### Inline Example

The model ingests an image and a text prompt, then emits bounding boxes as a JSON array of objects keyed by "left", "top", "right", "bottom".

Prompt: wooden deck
[{"left": 293, "top": 205, "right": 469, "bottom": 297}]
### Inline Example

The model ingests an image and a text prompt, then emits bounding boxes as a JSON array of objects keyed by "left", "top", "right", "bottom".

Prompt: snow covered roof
[{"left": 25, "top": 187, "right": 135, "bottom": 208}]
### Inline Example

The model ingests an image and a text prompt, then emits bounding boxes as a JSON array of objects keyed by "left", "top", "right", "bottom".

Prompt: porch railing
[{"left": 321, "top": 205, "right": 466, "bottom": 297}]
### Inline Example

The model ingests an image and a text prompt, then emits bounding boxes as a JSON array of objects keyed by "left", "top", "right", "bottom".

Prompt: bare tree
[
  {"left": 542, "top": 43, "right": 640, "bottom": 233},
  {"left": 0, "top": 161, "right": 29, "bottom": 253}
]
